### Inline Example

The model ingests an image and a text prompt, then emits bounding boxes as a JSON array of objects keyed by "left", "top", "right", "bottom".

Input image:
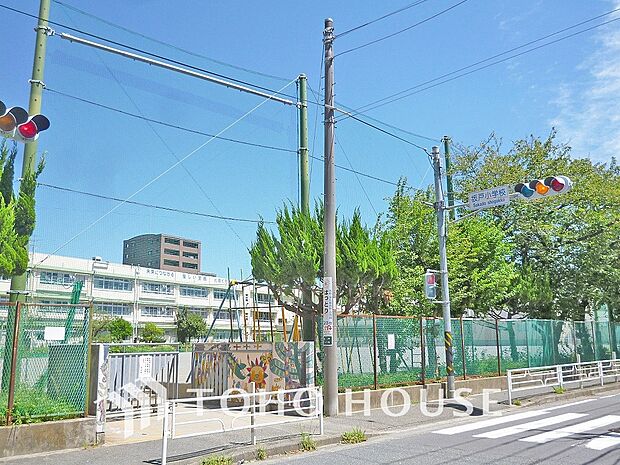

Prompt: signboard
[
  {"left": 322, "top": 277, "right": 334, "bottom": 346},
  {"left": 43, "top": 326, "right": 65, "bottom": 341},
  {"left": 468, "top": 185, "right": 510, "bottom": 211},
  {"left": 138, "top": 355, "right": 153, "bottom": 379},
  {"left": 387, "top": 334, "right": 395, "bottom": 350}
]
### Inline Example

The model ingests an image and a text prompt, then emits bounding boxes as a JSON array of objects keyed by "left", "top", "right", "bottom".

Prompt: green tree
[
  {"left": 250, "top": 203, "right": 396, "bottom": 333},
  {"left": 91, "top": 313, "right": 114, "bottom": 342},
  {"left": 107, "top": 317, "right": 133, "bottom": 342},
  {"left": 176, "top": 307, "right": 207, "bottom": 343},
  {"left": 140, "top": 322, "right": 165, "bottom": 343}
]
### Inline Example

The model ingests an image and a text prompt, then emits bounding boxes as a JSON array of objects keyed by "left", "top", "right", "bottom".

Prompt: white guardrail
[
  {"left": 161, "top": 384, "right": 323, "bottom": 465},
  {"left": 507, "top": 359, "right": 620, "bottom": 405}
]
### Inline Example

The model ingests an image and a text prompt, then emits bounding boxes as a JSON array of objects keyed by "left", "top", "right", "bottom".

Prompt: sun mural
[{"left": 246, "top": 358, "right": 269, "bottom": 389}]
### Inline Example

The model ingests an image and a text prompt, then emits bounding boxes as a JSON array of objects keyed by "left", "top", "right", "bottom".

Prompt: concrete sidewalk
[{"left": 2, "top": 384, "right": 619, "bottom": 465}]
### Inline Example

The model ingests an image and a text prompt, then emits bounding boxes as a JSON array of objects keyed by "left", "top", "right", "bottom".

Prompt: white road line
[
  {"left": 520, "top": 415, "right": 620, "bottom": 443},
  {"left": 586, "top": 432, "right": 620, "bottom": 450},
  {"left": 545, "top": 399, "right": 598, "bottom": 411},
  {"left": 473, "top": 413, "right": 587, "bottom": 439},
  {"left": 598, "top": 394, "right": 620, "bottom": 399},
  {"left": 433, "top": 410, "right": 549, "bottom": 435}
]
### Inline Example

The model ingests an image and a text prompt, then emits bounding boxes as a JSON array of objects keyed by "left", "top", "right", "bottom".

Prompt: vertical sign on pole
[{"left": 322, "top": 277, "right": 334, "bottom": 346}]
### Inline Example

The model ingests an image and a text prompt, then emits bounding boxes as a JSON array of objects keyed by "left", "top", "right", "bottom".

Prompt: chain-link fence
[
  {"left": 0, "top": 303, "right": 92, "bottom": 425},
  {"left": 324, "top": 315, "right": 620, "bottom": 390}
]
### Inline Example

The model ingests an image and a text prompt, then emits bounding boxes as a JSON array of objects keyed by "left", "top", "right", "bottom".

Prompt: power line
[
  {"left": 53, "top": 0, "right": 292, "bottom": 83},
  {"left": 336, "top": 0, "right": 470, "bottom": 57},
  {"left": 38, "top": 182, "right": 275, "bottom": 224},
  {"left": 347, "top": 8, "right": 620, "bottom": 115},
  {"left": 337, "top": 0, "right": 433, "bottom": 38},
  {"left": 45, "top": 88, "right": 296, "bottom": 153},
  {"left": 336, "top": 137, "right": 377, "bottom": 215},
  {"left": 0, "top": 3, "right": 299, "bottom": 102}
]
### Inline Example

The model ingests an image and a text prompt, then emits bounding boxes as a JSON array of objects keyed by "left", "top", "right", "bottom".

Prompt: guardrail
[
  {"left": 161, "top": 384, "right": 323, "bottom": 465},
  {"left": 507, "top": 359, "right": 620, "bottom": 405}
]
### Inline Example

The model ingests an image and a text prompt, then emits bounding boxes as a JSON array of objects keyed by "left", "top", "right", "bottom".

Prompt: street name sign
[{"left": 468, "top": 185, "right": 510, "bottom": 210}]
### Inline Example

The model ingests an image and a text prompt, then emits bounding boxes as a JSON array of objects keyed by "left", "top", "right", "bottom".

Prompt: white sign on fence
[
  {"left": 43, "top": 326, "right": 65, "bottom": 341},
  {"left": 138, "top": 355, "right": 153, "bottom": 379},
  {"left": 387, "top": 334, "right": 396, "bottom": 350},
  {"left": 323, "top": 277, "right": 334, "bottom": 346},
  {"left": 468, "top": 185, "right": 510, "bottom": 210}
]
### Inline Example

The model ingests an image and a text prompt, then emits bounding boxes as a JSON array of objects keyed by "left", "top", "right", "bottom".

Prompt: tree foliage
[
  {"left": 140, "top": 322, "right": 166, "bottom": 343},
  {"left": 107, "top": 317, "right": 133, "bottom": 342},
  {"left": 250, "top": 203, "right": 396, "bottom": 317},
  {"left": 176, "top": 307, "right": 207, "bottom": 343},
  {"left": 0, "top": 140, "right": 45, "bottom": 278}
]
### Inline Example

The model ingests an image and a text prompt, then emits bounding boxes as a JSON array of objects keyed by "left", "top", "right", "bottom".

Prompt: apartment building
[{"left": 123, "top": 234, "right": 201, "bottom": 274}]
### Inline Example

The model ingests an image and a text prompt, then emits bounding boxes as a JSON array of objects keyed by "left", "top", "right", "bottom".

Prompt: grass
[
  {"left": 341, "top": 427, "right": 367, "bottom": 444},
  {"left": 201, "top": 455, "right": 233, "bottom": 465},
  {"left": 299, "top": 432, "right": 317, "bottom": 452},
  {"left": 0, "top": 387, "right": 81, "bottom": 425},
  {"left": 256, "top": 446, "right": 267, "bottom": 460},
  {"left": 553, "top": 386, "right": 566, "bottom": 394},
  {"left": 512, "top": 399, "right": 522, "bottom": 406}
]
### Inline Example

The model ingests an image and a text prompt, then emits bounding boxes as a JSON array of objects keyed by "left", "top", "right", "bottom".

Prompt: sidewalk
[{"left": 2, "top": 384, "right": 619, "bottom": 465}]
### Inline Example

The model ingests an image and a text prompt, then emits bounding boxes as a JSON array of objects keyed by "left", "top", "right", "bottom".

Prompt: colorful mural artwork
[{"left": 191, "top": 342, "right": 314, "bottom": 395}]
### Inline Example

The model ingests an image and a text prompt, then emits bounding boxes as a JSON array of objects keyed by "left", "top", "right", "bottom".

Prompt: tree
[
  {"left": 176, "top": 307, "right": 207, "bottom": 343},
  {"left": 250, "top": 203, "right": 396, "bottom": 337},
  {"left": 0, "top": 141, "right": 44, "bottom": 277},
  {"left": 107, "top": 317, "right": 133, "bottom": 342},
  {"left": 91, "top": 313, "right": 115, "bottom": 342},
  {"left": 140, "top": 322, "right": 165, "bottom": 343}
]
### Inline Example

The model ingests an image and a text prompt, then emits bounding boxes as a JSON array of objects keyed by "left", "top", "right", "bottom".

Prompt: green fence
[
  {"left": 0, "top": 303, "right": 92, "bottom": 425},
  {"left": 327, "top": 315, "right": 620, "bottom": 390}
]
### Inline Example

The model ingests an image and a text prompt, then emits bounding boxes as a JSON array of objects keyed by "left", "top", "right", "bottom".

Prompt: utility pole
[
  {"left": 443, "top": 136, "right": 455, "bottom": 222},
  {"left": 298, "top": 74, "right": 314, "bottom": 343},
  {"left": 2, "top": 0, "right": 51, "bottom": 391},
  {"left": 431, "top": 145, "right": 455, "bottom": 399},
  {"left": 322, "top": 18, "right": 338, "bottom": 416}
]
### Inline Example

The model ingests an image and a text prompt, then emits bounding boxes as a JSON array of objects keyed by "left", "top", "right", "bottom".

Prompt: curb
[{"left": 511, "top": 383, "right": 620, "bottom": 408}]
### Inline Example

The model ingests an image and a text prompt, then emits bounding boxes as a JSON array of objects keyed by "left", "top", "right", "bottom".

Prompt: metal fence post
[
  {"left": 372, "top": 315, "right": 378, "bottom": 390},
  {"left": 507, "top": 370, "right": 512, "bottom": 406},
  {"left": 460, "top": 317, "right": 466, "bottom": 380},
  {"left": 495, "top": 319, "right": 501, "bottom": 376},
  {"left": 420, "top": 317, "right": 426, "bottom": 387},
  {"left": 556, "top": 365, "right": 563, "bottom": 389},
  {"left": 6, "top": 302, "right": 22, "bottom": 426},
  {"left": 161, "top": 401, "right": 170, "bottom": 465},
  {"left": 250, "top": 381, "right": 256, "bottom": 445},
  {"left": 318, "top": 386, "right": 324, "bottom": 435},
  {"left": 599, "top": 361, "right": 604, "bottom": 386}
]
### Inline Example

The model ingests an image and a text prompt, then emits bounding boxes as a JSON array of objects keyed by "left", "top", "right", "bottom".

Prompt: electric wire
[
  {"left": 38, "top": 183, "right": 275, "bottom": 224},
  {"left": 33, "top": 78, "right": 298, "bottom": 268},
  {"left": 0, "top": 3, "right": 299, "bottom": 102},
  {"left": 52, "top": 0, "right": 292, "bottom": 83},
  {"left": 45, "top": 88, "right": 296, "bottom": 153},
  {"left": 336, "top": 137, "right": 378, "bottom": 215},
  {"left": 336, "top": 0, "right": 470, "bottom": 57},
  {"left": 337, "top": 0, "right": 433, "bottom": 38},
  {"left": 346, "top": 8, "right": 620, "bottom": 115}
]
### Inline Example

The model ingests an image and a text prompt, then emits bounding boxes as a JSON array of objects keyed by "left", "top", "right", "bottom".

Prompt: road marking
[
  {"left": 432, "top": 410, "right": 548, "bottom": 435},
  {"left": 520, "top": 415, "right": 620, "bottom": 443},
  {"left": 586, "top": 432, "right": 620, "bottom": 450},
  {"left": 473, "top": 413, "right": 587, "bottom": 439},
  {"left": 598, "top": 394, "right": 620, "bottom": 399},
  {"left": 545, "top": 399, "right": 597, "bottom": 411}
]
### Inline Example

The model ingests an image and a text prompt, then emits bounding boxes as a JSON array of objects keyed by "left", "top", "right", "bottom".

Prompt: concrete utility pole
[
  {"left": 8, "top": 0, "right": 50, "bottom": 304},
  {"left": 2, "top": 0, "right": 51, "bottom": 391},
  {"left": 298, "top": 74, "right": 314, "bottom": 343},
  {"left": 431, "top": 145, "right": 455, "bottom": 399},
  {"left": 322, "top": 18, "right": 338, "bottom": 416},
  {"left": 443, "top": 136, "right": 455, "bottom": 222}
]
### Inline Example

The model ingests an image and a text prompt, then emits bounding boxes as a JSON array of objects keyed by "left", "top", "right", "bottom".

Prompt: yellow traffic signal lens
[
  {"left": 0, "top": 114, "right": 16, "bottom": 132},
  {"left": 535, "top": 182, "right": 549, "bottom": 195}
]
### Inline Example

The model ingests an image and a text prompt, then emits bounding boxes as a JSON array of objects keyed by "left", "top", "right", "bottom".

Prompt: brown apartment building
[{"left": 123, "top": 234, "right": 201, "bottom": 273}]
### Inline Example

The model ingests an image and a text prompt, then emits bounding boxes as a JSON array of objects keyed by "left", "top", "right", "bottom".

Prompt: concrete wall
[
  {"left": 338, "top": 376, "right": 507, "bottom": 413},
  {"left": 0, "top": 417, "right": 97, "bottom": 458}
]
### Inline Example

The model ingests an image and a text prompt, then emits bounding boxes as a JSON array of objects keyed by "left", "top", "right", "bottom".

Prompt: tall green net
[
  {"left": 375, "top": 316, "right": 421, "bottom": 387},
  {"left": 1, "top": 304, "right": 91, "bottom": 424},
  {"left": 337, "top": 316, "right": 374, "bottom": 389}
]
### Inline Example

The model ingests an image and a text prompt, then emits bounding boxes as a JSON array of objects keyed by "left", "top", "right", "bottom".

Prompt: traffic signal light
[
  {"left": 424, "top": 270, "right": 437, "bottom": 300},
  {"left": 514, "top": 176, "right": 572, "bottom": 200},
  {"left": 0, "top": 100, "right": 49, "bottom": 142}
]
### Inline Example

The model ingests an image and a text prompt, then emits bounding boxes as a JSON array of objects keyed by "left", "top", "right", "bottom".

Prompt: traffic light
[
  {"left": 424, "top": 270, "right": 437, "bottom": 300},
  {"left": 514, "top": 176, "right": 572, "bottom": 200},
  {"left": 0, "top": 100, "right": 49, "bottom": 142}
]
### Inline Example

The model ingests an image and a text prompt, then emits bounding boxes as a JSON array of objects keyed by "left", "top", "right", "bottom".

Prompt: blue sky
[{"left": 1, "top": 0, "right": 618, "bottom": 278}]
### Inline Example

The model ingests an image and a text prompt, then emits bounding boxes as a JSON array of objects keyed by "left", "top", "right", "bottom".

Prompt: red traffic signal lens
[
  {"left": 426, "top": 273, "right": 435, "bottom": 285},
  {"left": 17, "top": 120, "right": 37, "bottom": 139},
  {"left": 544, "top": 176, "right": 565, "bottom": 192}
]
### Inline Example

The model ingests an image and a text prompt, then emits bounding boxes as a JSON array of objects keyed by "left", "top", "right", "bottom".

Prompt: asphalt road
[{"left": 263, "top": 393, "right": 620, "bottom": 465}]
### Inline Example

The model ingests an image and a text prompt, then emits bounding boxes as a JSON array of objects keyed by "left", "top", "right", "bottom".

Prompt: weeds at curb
[
  {"left": 201, "top": 455, "right": 233, "bottom": 465},
  {"left": 553, "top": 386, "right": 566, "bottom": 394},
  {"left": 256, "top": 446, "right": 267, "bottom": 460},
  {"left": 341, "top": 427, "right": 367, "bottom": 444},
  {"left": 512, "top": 399, "right": 522, "bottom": 406},
  {"left": 300, "top": 432, "right": 317, "bottom": 452}
]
